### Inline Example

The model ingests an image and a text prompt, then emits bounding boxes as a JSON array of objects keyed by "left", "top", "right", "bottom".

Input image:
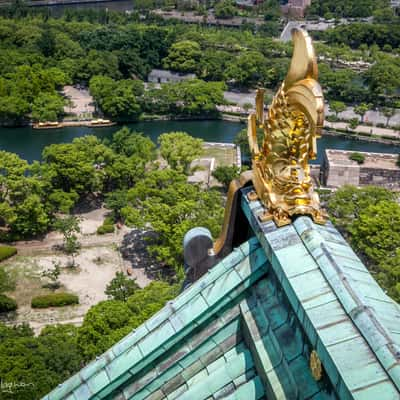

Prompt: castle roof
[{"left": 44, "top": 187, "right": 400, "bottom": 400}]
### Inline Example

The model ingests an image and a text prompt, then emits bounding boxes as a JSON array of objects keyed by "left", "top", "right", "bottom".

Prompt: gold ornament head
[{"left": 247, "top": 28, "right": 326, "bottom": 227}]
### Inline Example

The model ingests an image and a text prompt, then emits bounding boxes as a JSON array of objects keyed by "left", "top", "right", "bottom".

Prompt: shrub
[
  {"left": 0, "top": 246, "right": 17, "bottom": 262},
  {"left": 31, "top": 293, "right": 79, "bottom": 308},
  {"left": 97, "top": 224, "right": 114, "bottom": 235},
  {"left": 0, "top": 294, "right": 17, "bottom": 312},
  {"left": 349, "top": 152, "right": 365, "bottom": 164},
  {"left": 348, "top": 118, "right": 359, "bottom": 129}
]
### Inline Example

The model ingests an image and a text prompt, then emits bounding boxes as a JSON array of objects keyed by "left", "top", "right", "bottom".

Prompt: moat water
[{"left": 0, "top": 120, "right": 398, "bottom": 163}]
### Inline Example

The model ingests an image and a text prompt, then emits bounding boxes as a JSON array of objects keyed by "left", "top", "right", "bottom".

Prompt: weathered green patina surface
[{"left": 43, "top": 187, "right": 400, "bottom": 400}]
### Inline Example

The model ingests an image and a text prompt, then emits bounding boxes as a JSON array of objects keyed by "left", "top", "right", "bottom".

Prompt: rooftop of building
[
  {"left": 325, "top": 149, "right": 400, "bottom": 170},
  {"left": 43, "top": 186, "right": 400, "bottom": 400}
]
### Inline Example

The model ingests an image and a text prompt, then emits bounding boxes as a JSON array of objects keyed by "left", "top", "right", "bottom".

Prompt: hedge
[
  {"left": 349, "top": 152, "right": 365, "bottom": 164},
  {"left": 0, "top": 245, "right": 17, "bottom": 262},
  {"left": 97, "top": 224, "right": 114, "bottom": 235},
  {"left": 31, "top": 293, "right": 79, "bottom": 308},
  {"left": 0, "top": 294, "right": 17, "bottom": 312}
]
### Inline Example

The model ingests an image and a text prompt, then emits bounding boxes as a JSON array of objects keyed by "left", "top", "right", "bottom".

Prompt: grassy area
[{"left": 203, "top": 145, "right": 237, "bottom": 167}]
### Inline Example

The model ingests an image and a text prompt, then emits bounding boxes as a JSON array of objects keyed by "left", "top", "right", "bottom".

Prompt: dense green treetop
[
  {"left": 306, "top": 0, "right": 390, "bottom": 19},
  {"left": 159, "top": 131, "right": 203, "bottom": 173},
  {"left": 327, "top": 186, "right": 400, "bottom": 302},
  {"left": 163, "top": 40, "right": 202, "bottom": 73}
]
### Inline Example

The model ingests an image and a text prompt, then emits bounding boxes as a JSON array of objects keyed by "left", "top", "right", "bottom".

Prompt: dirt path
[{"left": 2, "top": 208, "right": 154, "bottom": 333}]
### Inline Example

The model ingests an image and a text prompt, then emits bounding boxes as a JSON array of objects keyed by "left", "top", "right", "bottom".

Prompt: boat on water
[
  {"left": 32, "top": 121, "right": 62, "bottom": 129},
  {"left": 87, "top": 118, "right": 116, "bottom": 127}
]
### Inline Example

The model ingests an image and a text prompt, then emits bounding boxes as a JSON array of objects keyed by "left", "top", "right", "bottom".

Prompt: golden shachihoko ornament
[{"left": 248, "top": 28, "right": 326, "bottom": 227}]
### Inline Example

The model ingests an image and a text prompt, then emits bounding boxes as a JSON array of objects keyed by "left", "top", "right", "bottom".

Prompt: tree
[
  {"left": 158, "top": 132, "right": 203, "bottom": 174},
  {"left": 365, "top": 60, "right": 400, "bottom": 103},
  {"left": 89, "top": 76, "right": 143, "bottom": 121},
  {"left": 377, "top": 249, "right": 400, "bottom": 303},
  {"left": 348, "top": 118, "right": 359, "bottom": 130},
  {"left": 214, "top": 0, "right": 238, "bottom": 19},
  {"left": 329, "top": 101, "right": 346, "bottom": 119},
  {"left": 42, "top": 140, "right": 105, "bottom": 196},
  {"left": 212, "top": 165, "right": 241, "bottom": 190},
  {"left": 31, "top": 93, "right": 65, "bottom": 122},
  {"left": 53, "top": 216, "right": 81, "bottom": 266},
  {"left": 77, "top": 281, "right": 178, "bottom": 362},
  {"left": 121, "top": 169, "right": 224, "bottom": 271},
  {"left": 0, "top": 322, "right": 83, "bottom": 400},
  {"left": 327, "top": 185, "right": 396, "bottom": 231},
  {"left": 354, "top": 103, "right": 371, "bottom": 123},
  {"left": 162, "top": 40, "right": 202, "bottom": 73},
  {"left": 105, "top": 272, "right": 139, "bottom": 301},
  {"left": 381, "top": 107, "right": 396, "bottom": 127},
  {"left": 41, "top": 261, "right": 61, "bottom": 290},
  {"left": 110, "top": 127, "right": 155, "bottom": 160},
  {"left": 77, "top": 299, "right": 135, "bottom": 361}
]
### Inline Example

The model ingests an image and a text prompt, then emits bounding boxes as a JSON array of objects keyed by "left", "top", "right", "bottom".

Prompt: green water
[{"left": 0, "top": 120, "right": 398, "bottom": 163}]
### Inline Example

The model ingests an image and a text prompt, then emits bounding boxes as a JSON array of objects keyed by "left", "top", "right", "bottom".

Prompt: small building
[
  {"left": 323, "top": 149, "right": 400, "bottom": 190},
  {"left": 148, "top": 69, "right": 196, "bottom": 84}
]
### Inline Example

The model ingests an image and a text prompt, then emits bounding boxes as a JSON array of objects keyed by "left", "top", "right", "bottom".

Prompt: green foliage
[
  {"left": 354, "top": 103, "right": 371, "bottom": 123},
  {"left": 321, "top": 22, "right": 400, "bottom": 50},
  {"left": 53, "top": 215, "right": 81, "bottom": 256},
  {"left": 97, "top": 223, "right": 114, "bottom": 234},
  {"left": 105, "top": 271, "right": 139, "bottom": 301},
  {"left": 110, "top": 127, "right": 156, "bottom": 160},
  {"left": 212, "top": 165, "right": 241, "bottom": 190},
  {"left": 143, "top": 79, "right": 226, "bottom": 117},
  {"left": 0, "top": 294, "right": 17, "bottom": 312},
  {"left": 121, "top": 169, "right": 224, "bottom": 272},
  {"left": 0, "top": 322, "right": 82, "bottom": 400},
  {"left": 77, "top": 281, "right": 178, "bottom": 361},
  {"left": 306, "top": 0, "right": 389, "bottom": 19},
  {"left": 329, "top": 100, "right": 346, "bottom": 117},
  {"left": 163, "top": 40, "right": 201, "bottom": 73},
  {"left": 31, "top": 293, "right": 79, "bottom": 308},
  {"left": 89, "top": 75, "right": 143, "bottom": 121},
  {"left": 348, "top": 200, "right": 400, "bottom": 266},
  {"left": 0, "top": 267, "right": 15, "bottom": 293},
  {"left": 349, "top": 152, "right": 365, "bottom": 164},
  {"left": 327, "top": 185, "right": 396, "bottom": 231},
  {"left": 31, "top": 92, "right": 65, "bottom": 122},
  {"left": 327, "top": 186, "right": 400, "bottom": 302},
  {"left": 41, "top": 261, "right": 61, "bottom": 290},
  {"left": 159, "top": 131, "right": 203, "bottom": 174},
  {"left": 214, "top": 0, "right": 238, "bottom": 19},
  {"left": 349, "top": 118, "right": 359, "bottom": 129},
  {"left": 77, "top": 299, "right": 134, "bottom": 361},
  {"left": 126, "top": 281, "right": 179, "bottom": 325},
  {"left": 377, "top": 249, "right": 400, "bottom": 303},
  {"left": 0, "top": 245, "right": 17, "bottom": 261},
  {"left": 234, "top": 127, "right": 263, "bottom": 157}
]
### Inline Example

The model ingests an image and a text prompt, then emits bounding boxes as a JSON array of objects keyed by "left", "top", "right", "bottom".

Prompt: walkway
[{"left": 325, "top": 121, "right": 400, "bottom": 140}]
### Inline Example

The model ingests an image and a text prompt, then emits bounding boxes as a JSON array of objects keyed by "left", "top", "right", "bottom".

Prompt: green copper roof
[
  {"left": 44, "top": 186, "right": 400, "bottom": 400},
  {"left": 241, "top": 186, "right": 400, "bottom": 399}
]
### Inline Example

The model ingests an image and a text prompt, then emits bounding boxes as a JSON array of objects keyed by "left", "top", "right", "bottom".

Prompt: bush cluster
[
  {"left": 97, "top": 217, "right": 115, "bottom": 235},
  {"left": 349, "top": 152, "right": 365, "bottom": 164},
  {"left": 0, "top": 246, "right": 17, "bottom": 262},
  {"left": 31, "top": 293, "right": 79, "bottom": 308},
  {"left": 0, "top": 294, "right": 17, "bottom": 312}
]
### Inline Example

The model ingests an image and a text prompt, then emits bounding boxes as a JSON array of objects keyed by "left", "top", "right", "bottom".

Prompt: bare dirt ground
[
  {"left": 1, "top": 208, "right": 153, "bottom": 333},
  {"left": 63, "top": 85, "right": 95, "bottom": 117}
]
